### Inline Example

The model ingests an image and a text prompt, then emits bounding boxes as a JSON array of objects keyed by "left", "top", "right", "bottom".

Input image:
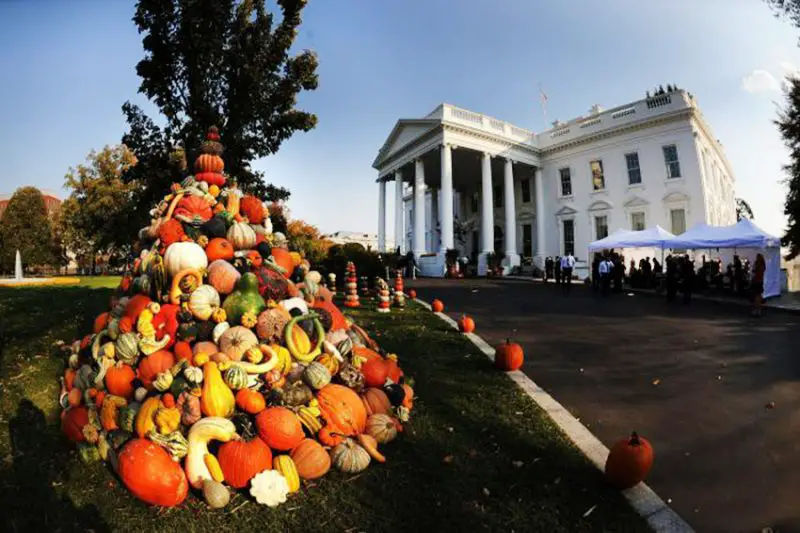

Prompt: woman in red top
[{"left": 752, "top": 253, "right": 766, "bottom": 317}]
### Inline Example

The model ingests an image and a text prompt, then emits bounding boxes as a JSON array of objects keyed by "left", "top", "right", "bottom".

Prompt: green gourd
[
  {"left": 118, "top": 406, "right": 139, "bottom": 433},
  {"left": 222, "top": 273, "right": 266, "bottom": 326},
  {"left": 116, "top": 333, "right": 140, "bottom": 365},
  {"left": 77, "top": 442, "right": 102, "bottom": 464},
  {"left": 302, "top": 362, "right": 331, "bottom": 390},
  {"left": 149, "top": 430, "right": 190, "bottom": 461},
  {"left": 107, "top": 429, "right": 132, "bottom": 450},
  {"left": 224, "top": 364, "right": 248, "bottom": 390}
]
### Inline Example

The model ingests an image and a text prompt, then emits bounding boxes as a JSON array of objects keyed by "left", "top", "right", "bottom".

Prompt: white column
[
  {"left": 534, "top": 167, "right": 545, "bottom": 265},
  {"left": 413, "top": 158, "right": 426, "bottom": 257},
  {"left": 481, "top": 152, "right": 494, "bottom": 253},
  {"left": 439, "top": 143, "right": 454, "bottom": 252},
  {"left": 394, "top": 170, "right": 404, "bottom": 254},
  {"left": 503, "top": 158, "right": 518, "bottom": 266},
  {"left": 377, "top": 179, "right": 386, "bottom": 252}
]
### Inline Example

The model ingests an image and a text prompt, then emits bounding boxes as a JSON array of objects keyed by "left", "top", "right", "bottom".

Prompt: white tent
[
  {"left": 667, "top": 219, "right": 781, "bottom": 298},
  {"left": 588, "top": 226, "right": 675, "bottom": 251}
]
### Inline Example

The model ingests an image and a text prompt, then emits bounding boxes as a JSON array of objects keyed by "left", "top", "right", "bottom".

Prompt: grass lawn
[{"left": 0, "top": 286, "right": 651, "bottom": 533}]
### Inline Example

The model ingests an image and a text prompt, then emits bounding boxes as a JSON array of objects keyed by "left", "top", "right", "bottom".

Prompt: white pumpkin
[
  {"left": 164, "top": 242, "right": 208, "bottom": 277},
  {"left": 227, "top": 222, "right": 257, "bottom": 250},
  {"left": 219, "top": 326, "right": 259, "bottom": 361},
  {"left": 189, "top": 285, "right": 221, "bottom": 321}
]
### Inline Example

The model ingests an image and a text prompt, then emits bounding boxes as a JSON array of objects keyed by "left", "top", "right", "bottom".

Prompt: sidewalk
[{"left": 504, "top": 275, "right": 800, "bottom": 314}]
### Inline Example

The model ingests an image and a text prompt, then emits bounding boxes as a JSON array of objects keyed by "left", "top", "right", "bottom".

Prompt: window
[
  {"left": 521, "top": 178, "right": 531, "bottom": 203},
  {"left": 559, "top": 168, "right": 572, "bottom": 196},
  {"left": 670, "top": 208, "right": 686, "bottom": 235},
  {"left": 625, "top": 152, "right": 641, "bottom": 185},
  {"left": 590, "top": 160, "right": 605, "bottom": 190},
  {"left": 471, "top": 193, "right": 478, "bottom": 214},
  {"left": 595, "top": 215, "right": 608, "bottom": 240},
  {"left": 631, "top": 212, "right": 645, "bottom": 231},
  {"left": 494, "top": 185, "right": 503, "bottom": 208},
  {"left": 663, "top": 144, "right": 681, "bottom": 179},
  {"left": 562, "top": 219, "right": 575, "bottom": 256},
  {"left": 523, "top": 224, "right": 532, "bottom": 257}
]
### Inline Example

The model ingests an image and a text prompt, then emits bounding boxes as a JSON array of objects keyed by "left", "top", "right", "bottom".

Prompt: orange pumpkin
[
  {"left": 67, "top": 388, "right": 83, "bottom": 407},
  {"left": 240, "top": 195, "right": 265, "bottom": 224},
  {"left": 361, "top": 358, "right": 389, "bottom": 388},
  {"left": 118, "top": 439, "right": 189, "bottom": 507},
  {"left": 353, "top": 345, "right": 382, "bottom": 363},
  {"left": 458, "top": 315, "right": 475, "bottom": 333},
  {"left": 105, "top": 363, "right": 136, "bottom": 399},
  {"left": 401, "top": 384, "right": 414, "bottom": 410},
  {"left": 205, "top": 238, "right": 235, "bottom": 262},
  {"left": 236, "top": 388, "right": 266, "bottom": 414},
  {"left": 361, "top": 388, "right": 392, "bottom": 416},
  {"left": 290, "top": 438, "right": 331, "bottom": 480},
  {"left": 137, "top": 350, "right": 175, "bottom": 390},
  {"left": 407, "top": 289, "right": 417, "bottom": 299},
  {"left": 255, "top": 407, "right": 304, "bottom": 451},
  {"left": 605, "top": 432, "right": 654, "bottom": 489},
  {"left": 247, "top": 250, "right": 263, "bottom": 268},
  {"left": 196, "top": 171, "right": 225, "bottom": 186},
  {"left": 62, "top": 406, "right": 90, "bottom": 442},
  {"left": 173, "top": 341, "right": 194, "bottom": 363},
  {"left": 431, "top": 299, "right": 444, "bottom": 313},
  {"left": 93, "top": 312, "right": 110, "bottom": 334},
  {"left": 385, "top": 357, "right": 403, "bottom": 383},
  {"left": 124, "top": 294, "right": 152, "bottom": 321},
  {"left": 218, "top": 437, "right": 273, "bottom": 489},
  {"left": 270, "top": 248, "right": 295, "bottom": 278},
  {"left": 317, "top": 384, "right": 367, "bottom": 447},
  {"left": 174, "top": 195, "right": 212, "bottom": 222},
  {"left": 494, "top": 339, "right": 524, "bottom": 371},
  {"left": 157, "top": 218, "right": 186, "bottom": 247},
  {"left": 64, "top": 368, "right": 76, "bottom": 391},
  {"left": 195, "top": 153, "right": 224, "bottom": 174}
]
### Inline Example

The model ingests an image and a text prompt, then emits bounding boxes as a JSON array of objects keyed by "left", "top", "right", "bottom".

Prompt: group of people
[{"left": 542, "top": 254, "right": 577, "bottom": 292}]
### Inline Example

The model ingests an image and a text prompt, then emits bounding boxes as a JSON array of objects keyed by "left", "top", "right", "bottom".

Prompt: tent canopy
[
  {"left": 666, "top": 218, "right": 780, "bottom": 249},
  {"left": 588, "top": 226, "right": 675, "bottom": 251}
]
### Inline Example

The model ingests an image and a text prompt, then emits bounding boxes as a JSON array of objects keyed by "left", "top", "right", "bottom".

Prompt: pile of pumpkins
[{"left": 57, "top": 127, "right": 414, "bottom": 509}]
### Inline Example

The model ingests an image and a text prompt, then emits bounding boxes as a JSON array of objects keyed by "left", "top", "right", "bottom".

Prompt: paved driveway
[{"left": 410, "top": 278, "right": 800, "bottom": 533}]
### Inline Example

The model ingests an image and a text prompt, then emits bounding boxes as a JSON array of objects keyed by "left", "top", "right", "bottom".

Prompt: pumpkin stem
[{"left": 629, "top": 431, "right": 640, "bottom": 446}]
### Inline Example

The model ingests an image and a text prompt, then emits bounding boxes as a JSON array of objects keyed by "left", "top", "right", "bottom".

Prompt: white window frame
[
  {"left": 662, "top": 144, "right": 681, "bottom": 179},
  {"left": 594, "top": 214, "right": 609, "bottom": 240},
  {"left": 625, "top": 152, "right": 642, "bottom": 185},
  {"left": 631, "top": 211, "right": 646, "bottom": 231},
  {"left": 670, "top": 208, "right": 687, "bottom": 235},
  {"left": 561, "top": 217, "right": 576, "bottom": 256}
]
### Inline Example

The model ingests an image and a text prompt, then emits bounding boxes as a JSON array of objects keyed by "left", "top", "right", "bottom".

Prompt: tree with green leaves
[
  {"left": 735, "top": 198, "right": 754, "bottom": 221},
  {"left": 57, "top": 145, "right": 139, "bottom": 274},
  {"left": 121, "top": 0, "right": 318, "bottom": 232},
  {"left": 0, "top": 187, "right": 56, "bottom": 273}
]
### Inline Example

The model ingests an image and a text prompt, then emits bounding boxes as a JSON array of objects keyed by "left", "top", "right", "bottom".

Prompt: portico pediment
[
  {"left": 555, "top": 205, "right": 578, "bottom": 216},
  {"left": 588, "top": 200, "right": 614, "bottom": 212},
  {"left": 623, "top": 195, "right": 649, "bottom": 208},
  {"left": 373, "top": 119, "right": 441, "bottom": 168}
]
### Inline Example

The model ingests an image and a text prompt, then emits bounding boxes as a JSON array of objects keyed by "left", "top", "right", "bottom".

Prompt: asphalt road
[{"left": 410, "top": 277, "right": 800, "bottom": 533}]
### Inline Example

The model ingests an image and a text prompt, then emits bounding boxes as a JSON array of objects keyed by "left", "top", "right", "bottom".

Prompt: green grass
[
  {"left": 0, "top": 287, "right": 651, "bottom": 533},
  {"left": 77, "top": 276, "right": 122, "bottom": 289}
]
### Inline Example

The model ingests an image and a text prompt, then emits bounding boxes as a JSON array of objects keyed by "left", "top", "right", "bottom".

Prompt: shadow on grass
[{"left": 1, "top": 399, "right": 109, "bottom": 533}]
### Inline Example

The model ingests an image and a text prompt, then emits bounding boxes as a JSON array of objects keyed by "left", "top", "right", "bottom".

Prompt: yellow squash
[{"left": 201, "top": 362, "right": 235, "bottom": 417}]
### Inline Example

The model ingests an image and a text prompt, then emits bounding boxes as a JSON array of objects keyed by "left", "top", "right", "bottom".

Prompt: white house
[
  {"left": 372, "top": 89, "right": 737, "bottom": 276},
  {"left": 323, "top": 231, "right": 394, "bottom": 252}
]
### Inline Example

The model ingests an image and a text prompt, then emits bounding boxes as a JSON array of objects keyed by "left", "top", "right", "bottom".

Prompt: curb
[
  {"left": 502, "top": 275, "right": 800, "bottom": 316},
  {"left": 414, "top": 297, "right": 695, "bottom": 533}
]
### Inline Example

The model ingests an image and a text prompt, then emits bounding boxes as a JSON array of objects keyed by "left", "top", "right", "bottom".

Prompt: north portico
[
  {"left": 374, "top": 90, "right": 737, "bottom": 277},
  {"left": 373, "top": 104, "right": 545, "bottom": 276}
]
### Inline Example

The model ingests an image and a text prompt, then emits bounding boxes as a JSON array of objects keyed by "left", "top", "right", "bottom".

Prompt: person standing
[
  {"left": 681, "top": 254, "right": 695, "bottom": 304},
  {"left": 613, "top": 255, "right": 624, "bottom": 293},
  {"left": 591, "top": 255, "right": 601, "bottom": 293},
  {"left": 554, "top": 255, "right": 562, "bottom": 287},
  {"left": 665, "top": 255, "right": 678, "bottom": 302},
  {"left": 598, "top": 255, "right": 611, "bottom": 296},
  {"left": 560, "top": 252, "right": 575, "bottom": 293},
  {"left": 751, "top": 253, "right": 766, "bottom": 317}
]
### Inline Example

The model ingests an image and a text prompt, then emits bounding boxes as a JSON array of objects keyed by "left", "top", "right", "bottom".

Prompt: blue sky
[{"left": 0, "top": 0, "right": 797, "bottom": 237}]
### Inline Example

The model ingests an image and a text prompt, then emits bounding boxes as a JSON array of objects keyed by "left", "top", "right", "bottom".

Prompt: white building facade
[
  {"left": 323, "top": 231, "right": 394, "bottom": 252},
  {"left": 373, "top": 90, "right": 737, "bottom": 276}
]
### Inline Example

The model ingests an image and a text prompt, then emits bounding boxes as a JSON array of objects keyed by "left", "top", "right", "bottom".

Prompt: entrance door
[
  {"left": 471, "top": 231, "right": 479, "bottom": 263},
  {"left": 523, "top": 224, "right": 532, "bottom": 257}
]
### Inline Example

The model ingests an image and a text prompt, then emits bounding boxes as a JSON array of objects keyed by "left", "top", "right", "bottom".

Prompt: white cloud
[{"left": 742, "top": 69, "right": 780, "bottom": 93}]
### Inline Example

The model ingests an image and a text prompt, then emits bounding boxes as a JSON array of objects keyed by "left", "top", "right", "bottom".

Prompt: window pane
[
  {"left": 521, "top": 178, "right": 531, "bottom": 203},
  {"left": 631, "top": 212, "right": 645, "bottom": 231},
  {"left": 670, "top": 208, "right": 686, "bottom": 234},
  {"left": 595, "top": 215, "right": 608, "bottom": 239},
  {"left": 626, "top": 153, "right": 641, "bottom": 185},
  {"left": 663, "top": 145, "right": 681, "bottom": 178},
  {"left": 563, "top": 220, "right": 575, "bottom": 256},
  {"left": 559, "top": 168, "right": 572, "bottom": 196},
  {"left": 494, "top": 185, "right": 503, "bottom": 208},
  {"left": 591, "top": 160, "right": 605, "bottom": 190}
]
